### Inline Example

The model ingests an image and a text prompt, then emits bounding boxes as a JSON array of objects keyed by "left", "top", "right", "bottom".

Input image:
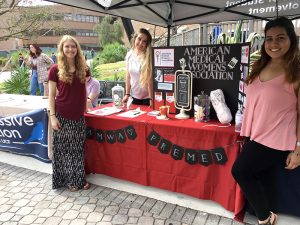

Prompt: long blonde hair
[
  {"left": 57, "top": 35, "right": 86, "bottom": 84},
  {"left": 131, "top": 28, "right": 152, "bottom": 88}
]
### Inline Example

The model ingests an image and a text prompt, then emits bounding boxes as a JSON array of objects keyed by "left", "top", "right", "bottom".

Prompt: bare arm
[
  {"left": 296, "top": 85, "right": 300, "bottom": 150},
  {"left": 88, "top": 89, "right": 100, "bottom": 102},
  {"left": 122, "top": 64, "right": 131, "bottom": 103},
  {"left": 87, "top": 93, "right": 99, "bottom": 106},
  {"left": 26, "top": 56, "right": 33, "bottom": 68},
  {"left": 42, "top": 53, "right": 54, "bottom": 67},
  {"left": 49, "top": 80, "right": 61, "bottom": 131},
  {"left": 87, "top": 82, "right": 100, "bottom": 109},
  {"left": 286, "top": 83, "right": 300, "bottom": 169},
  {"left": 148, "top": 77, "right": 153, "bottom": 107}
]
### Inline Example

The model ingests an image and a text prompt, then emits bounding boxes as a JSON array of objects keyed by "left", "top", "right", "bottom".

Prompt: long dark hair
[
  {"left": 29, "top": 44, "right": 42, "bottom": 57},
  {"left": 247, "top": 17, "right": 300, "bottom": 84}
]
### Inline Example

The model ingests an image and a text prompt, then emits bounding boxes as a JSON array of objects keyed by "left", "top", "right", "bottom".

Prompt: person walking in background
[
  {"left": 51, "top": 52, "right": 57, "bottom": 64},
  {"left": 18, "top": 53, "right": 24, "bottom": 67},
  {"left": 122, "top": 28, "right": 153, "bottom": 106},
  {"left": 28, "top": 44, "right": 54, "bottom": 96},
  {"left": 232, "top": 17, "right": 300, "bottom": 225},
  {"left": 86, "top": 73, "right": 100, "bottom": 108},
  {"left": 48, "top": 35, "right": 91, "bottom": 192},
  {"left": 90, "top": 48, "right": 95, "bottom": 58}
]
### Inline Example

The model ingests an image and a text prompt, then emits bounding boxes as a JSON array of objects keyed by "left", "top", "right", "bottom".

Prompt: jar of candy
[
  {"left": 194, "top": 91, "right": 211, "bottom": 122},
  {"left": 112, "top": 84, "right": 124, "bottom": 108}
]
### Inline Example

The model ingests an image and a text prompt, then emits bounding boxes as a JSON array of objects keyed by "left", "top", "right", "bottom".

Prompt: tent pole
[
  {"left": 276, "top": 0, "right": 279, "bottom": 18},
  {"left": 167, "top": 25, "right": 171, "bottom": 47},
  {"left": 121, "top": 18, "right": 134, "bottom": 42}
]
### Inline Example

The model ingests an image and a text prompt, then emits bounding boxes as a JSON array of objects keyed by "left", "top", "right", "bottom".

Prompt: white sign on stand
[{"left": 174, "top": 58, "right": 193, "bottom": 119}]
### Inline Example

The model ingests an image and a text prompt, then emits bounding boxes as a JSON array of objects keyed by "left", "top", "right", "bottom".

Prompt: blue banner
[{"left": 0, "top": 108, "right": 50, "bottom": 163}]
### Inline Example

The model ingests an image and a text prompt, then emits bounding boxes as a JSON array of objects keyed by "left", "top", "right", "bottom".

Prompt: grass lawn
[{"left": 94, "top": 61, "right": 126, "bottom": 81}]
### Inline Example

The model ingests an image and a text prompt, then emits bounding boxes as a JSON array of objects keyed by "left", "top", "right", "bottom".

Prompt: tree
[
  {"left": 99, "top": 42, "right": 127, "bottom": 64},
  {"left": 94, "top": 15, "right": 124, "bottom": 47},
  {"left": 0, "top": 0, "right": 56, "bottom": 41}
]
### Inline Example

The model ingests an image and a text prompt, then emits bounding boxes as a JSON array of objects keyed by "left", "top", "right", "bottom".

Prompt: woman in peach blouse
[{"left": 232, "top": 17, "right": 300, "bottom": 225}]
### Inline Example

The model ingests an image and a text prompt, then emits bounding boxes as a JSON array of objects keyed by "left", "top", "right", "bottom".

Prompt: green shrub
[
  {"left": 99, "top": 43, "right": 128, "bottom": 64},
  {"left": 89, "top": 60, "right": 99, "bottom": 76},
  {"left": 0, "top": 57, "right": 9, "bottom": 67},
  {"left": 217, "top": 21, "right": 243, "bottom": 44},
  {"left": 2, "top": 66, "right": 30, "bottom": 94},
  {"left": 0, "top": 83, "right": 4, "bottom": 93}
]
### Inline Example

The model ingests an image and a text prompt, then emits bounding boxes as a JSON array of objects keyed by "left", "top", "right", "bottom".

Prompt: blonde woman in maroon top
[
  {"left": 232, "top": 17, "right": 300, "bottom": 225},
  {"left": 48, "top": 35, "right": 90, "bottom": 192}
]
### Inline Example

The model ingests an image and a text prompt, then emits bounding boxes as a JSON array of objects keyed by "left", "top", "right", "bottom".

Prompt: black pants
[
  {"left": 132, "top": 97, "right": 150, "bottom": 106},
  {"left": 231, "top": 140, "right": 288, "bottom": 221}
]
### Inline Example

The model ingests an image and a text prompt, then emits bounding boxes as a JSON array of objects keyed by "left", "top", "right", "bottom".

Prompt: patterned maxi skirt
[{"left": 52, "top": 114, "right": 86, "bottom": 189}]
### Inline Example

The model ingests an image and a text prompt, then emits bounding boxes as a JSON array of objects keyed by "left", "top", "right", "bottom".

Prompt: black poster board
[{"left": 152, "top": 43, "right": 250, "bottom": 119}]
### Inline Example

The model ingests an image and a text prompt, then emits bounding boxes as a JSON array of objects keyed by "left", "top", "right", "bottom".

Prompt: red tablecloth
[{"left": 84, "top": 105, "right": 245, "bottom": 220}]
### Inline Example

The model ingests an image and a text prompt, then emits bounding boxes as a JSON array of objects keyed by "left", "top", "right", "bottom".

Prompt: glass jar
[
  {"left": 194, "top": 92, "right": 211, "bottom": 122},
  {"left": 112, "top": 84, "right": 124, "bottom": 108},
  {"left": 194, "top": 96, "right": 202, "bottom": 122}
]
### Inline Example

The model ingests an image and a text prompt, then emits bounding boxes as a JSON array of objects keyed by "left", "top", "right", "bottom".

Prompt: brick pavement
[{"left": 0, "top": 162, "right": 254, "bottom": 225}]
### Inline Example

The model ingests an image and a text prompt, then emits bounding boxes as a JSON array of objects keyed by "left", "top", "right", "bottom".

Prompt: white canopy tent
[{"left": 46, "top": 0, "right": 300, "bottom": 27}]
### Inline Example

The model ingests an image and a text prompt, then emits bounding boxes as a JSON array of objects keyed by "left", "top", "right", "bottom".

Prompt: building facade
[
  {"left": 0, "top": 4, "right": 167, "bottom": 53},
  {"left": 0, "top": 5, "right": 104, "bottom": 51},
  {"left": 23, "top": 5, "right": 103, "bottom": 51}
]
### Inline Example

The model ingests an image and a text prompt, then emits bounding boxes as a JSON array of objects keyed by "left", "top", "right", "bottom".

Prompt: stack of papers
[
  {"left": 147, "top": 110, "right": 160, "bottom": 116},
  {"left": 87, "top": 107, "right": 123, "bottom": 116},
  {"left": 117, "top": 110, "right": 146, "bottom": 118}
]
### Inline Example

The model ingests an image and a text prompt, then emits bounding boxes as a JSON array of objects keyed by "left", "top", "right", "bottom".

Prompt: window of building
[
  {"left": 76, "top": 14, "right": 82, "bottom": 22},
  {"left": 64, "top": 14, "right": 72, "bottom": 21},
  {"left": 63, "top": 13, "right": 100, "bottom": 23}
]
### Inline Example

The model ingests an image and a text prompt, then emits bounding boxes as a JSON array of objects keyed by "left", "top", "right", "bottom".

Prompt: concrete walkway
[
  {"left": 0, "top": 150, "right": 258, "bottom": 225},
  {"left": 1, "top": 151, "right": 299, "bottom": 225},
  {"left": 0, "top": 161, "right": 251, "bottom": 225}
]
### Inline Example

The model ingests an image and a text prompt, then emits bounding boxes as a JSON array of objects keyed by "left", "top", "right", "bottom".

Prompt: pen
[{"left": 133, "top": 112, "right": 140, "bottom": 115}]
